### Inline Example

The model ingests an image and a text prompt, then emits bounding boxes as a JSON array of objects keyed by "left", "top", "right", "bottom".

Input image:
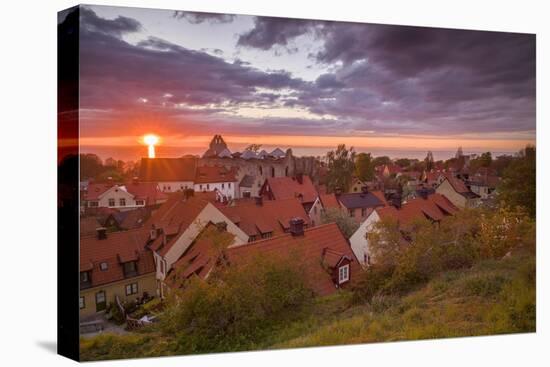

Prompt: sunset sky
[{"left": 67, "top": 5, "right": 536, "bottom": 161}]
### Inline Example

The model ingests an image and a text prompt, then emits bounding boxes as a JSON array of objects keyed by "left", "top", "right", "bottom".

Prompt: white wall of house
[
  {"left": 435, "top": 180, "right": 468, "bottom": 208},
  {"left": 194, "top": 181, "right": 237, "bottom": 199},
  {"left": 158, "top": 181, "right": 194, "bottom": 193},
  {"left": 308, "top": 197, "right": 323, "bottom": 226},
  {"left": 157, "top": 203, "right": 248, "bottom": 280},
  {"left": 349, "top": 210, "right": 381, "bottom": 267},
  {"left": 90, "top": 185, "right": 145, "bottom": 210}
]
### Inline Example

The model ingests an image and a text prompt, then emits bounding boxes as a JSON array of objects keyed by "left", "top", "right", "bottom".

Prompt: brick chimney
[
  {"left": 289, "top": 218, "right": 305, "bottom": 237},
  {"left": 296, "top": 173, "right": 303, "bottom": 184},
  {"left": 418, "top": 188, "right": 429, "bottom": 200},
  {"left": 255, "top": 196, "right": 263, "bottom": 206},
  {"left": 96, "top": 227, "right": 107, "bottom": 240},
  {"left": 361, "top": 186, "right": 369, "bottom": 194}
]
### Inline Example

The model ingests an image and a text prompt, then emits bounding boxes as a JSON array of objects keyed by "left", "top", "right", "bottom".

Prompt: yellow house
[
  {"left": 80, "top": 228, "right": 157, "bottom": 319},
  {"left": 435, "top": 176, "right": 480, "bottom": 209}
]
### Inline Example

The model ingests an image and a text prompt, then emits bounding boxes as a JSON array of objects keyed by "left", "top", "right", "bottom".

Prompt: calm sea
[{"left": 80, "top": 145, "right": 516, "bottom": 163}]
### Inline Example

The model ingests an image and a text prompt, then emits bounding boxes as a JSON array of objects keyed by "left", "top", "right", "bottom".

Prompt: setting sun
[{"left": 143, "top": 134, "right": 159, "bottom": 158}]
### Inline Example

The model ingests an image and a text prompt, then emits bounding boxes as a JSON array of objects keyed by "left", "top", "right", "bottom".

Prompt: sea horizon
[{"left": 80, "top": 144, "right": 520, "bottom": 163}]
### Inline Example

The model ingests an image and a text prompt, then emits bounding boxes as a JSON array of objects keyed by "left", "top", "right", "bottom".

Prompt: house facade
[
  {"left": 79, "top": 228, "right": 157, "bottom": 318},
  {"left": 337, "top": 189, "right": 387, "bottom": 224},
  {"left": 436, "top": 175, "right": 480, "bottom": 208}
]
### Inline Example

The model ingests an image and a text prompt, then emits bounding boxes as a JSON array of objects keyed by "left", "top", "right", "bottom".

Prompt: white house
[
  {"left": 86, "top": 183, "right": 145, "bottom": 211},
  {"left": 193, "top": 165, "right": 239, "bottom": 200}
]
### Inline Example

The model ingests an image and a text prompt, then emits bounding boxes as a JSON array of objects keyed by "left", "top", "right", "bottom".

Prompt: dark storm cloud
[
  {"left": 237, "top": 17, "right": 319, "bottom": 50},
  {"left": 173, "top": 11, "right": 235, "bottom": 24},
  {"left": 79, "top": 9, "right": 307, "bottom": 115},
  {"left": 79, "top": 9, "right": 535, "bottom": 138},
  {"left": 80, "top": 6, "right": 142, "bottom": 36}
]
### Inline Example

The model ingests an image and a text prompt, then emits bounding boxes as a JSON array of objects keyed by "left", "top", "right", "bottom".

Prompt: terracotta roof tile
[
  {"left": 264, "top": 176, "right": 318, "bottom": 203},
  {"left": 80, "top": 229, "right": 155, "bottom": 288},
  {"left": 227, "top": 223, "right": 360, "bottom": 296},
  {"left": 195, "top": 165, "right": 238, "bottom": 184},
  {"left": 220, "top": 198, "right": 309, "bottom": 239},
  {"left": 319, "top": 193, "right": 340, "bottom": 210}
]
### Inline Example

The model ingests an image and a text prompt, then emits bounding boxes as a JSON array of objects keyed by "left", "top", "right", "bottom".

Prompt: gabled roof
[
  {"left": 220, "top": 198, "right": 310, "bottom": 238},
  {"left": 441, "top": 174, "right": 480, "bottom": 199},
  {"left": 338, "top": 191, "right": 385, "bottom": 210},
  {"left": 85, "top": 183, "right": 115, "bottom": 200},
  {"left": 227, "top": 223, "right": 360, "bottom": 296},
  {"left": 319, "top": 193, "right": 340, "bottom": 210},
  {"left": 270, "top": 148, "right": 286, "bottom": 158},
  {"left": 195, "top": 165, "right": 238, "bottom": 184},
  {"left": 264, "top": 176, "right": 318, "bottom": 203},
  {"left": 80, "top": 229, "right": 155, "bottom": 288},
  {"left": 124, "top": 181, "right": 168, "bottom": 205},
  {"left": 376, "top": 193, "right": 458, "bottom": 229},
  {"left": 144, "top": 193, "right": 213, "bottom": 255},
  {"left": 217, "top": 148, "right": 233, "bottom": 158},
  {"left": 167, "top": 224, "right": 236, "bottom": 284},
  {"left": 139, "top": 157, "right": 197, "bottom": 182},
  {"left": 241, "top": 150, "right": 258, "bottom": 160},
  {"left": 257, "top": 150, "right": 269, "bottom": 159}
]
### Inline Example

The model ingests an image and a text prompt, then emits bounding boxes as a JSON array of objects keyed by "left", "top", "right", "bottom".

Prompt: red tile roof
[
  {"left": 85, "top": 183, "right": 113, "bottom": 200},
  {"left": 194, "top": 165, "right": 238, "bottom": 184},
  {"left": 139, "top": 157, "right": 197, "bottom": 182},
  {"left": 227, "top": 223, "right": 360, "bottom": 296},
  {"left": 124, "top": 181, "right": 168, "bottom": 205},
  {"left": 376, "top": 193, "right": 458, "bottom": 229},
  {"left": 166, "top": 224, "right": 236, "bottom": 285},
  {"left": 219, "top": 198, "right": 310, "bottom": 238},
  {"left": 80, "top": 229, "right": 155, "bottom": 288},
  {"left": 263, "top": 175, "right": 318, "bottom": 203},
  {"left": 319, "top": 193, "right": 340, "bottom": 210},
  {"left": 144, "top": 192, "right": 212, "bottom": 255}
]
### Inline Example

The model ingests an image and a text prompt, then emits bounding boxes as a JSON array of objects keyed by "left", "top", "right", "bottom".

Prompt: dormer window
[
  {"left": 123, "top": 261, "right": 138, "bottom": 278},
  {"left": 338, "top": 264, "right": 349, "bottom": 284},
  {"left": 80, "top": 271, "right": 92, "bottom": 289}
]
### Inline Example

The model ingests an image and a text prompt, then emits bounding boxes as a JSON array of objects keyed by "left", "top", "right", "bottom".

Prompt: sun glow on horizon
[{"left": 143, "top": 134, "right": 159, "bottom": 158}]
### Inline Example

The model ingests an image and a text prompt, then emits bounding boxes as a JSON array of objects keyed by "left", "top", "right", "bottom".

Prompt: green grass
[{"left": 80, "top": 254, "right": 535, "bottom": 361}]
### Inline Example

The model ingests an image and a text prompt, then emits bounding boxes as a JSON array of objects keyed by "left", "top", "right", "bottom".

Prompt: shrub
[
  {"left": 351, "top": 264, "right": 394, "bottom": 304},
  {"left": 460, "top": 275, "right": 506, "bottom": 297},
  {"left": 159, "top": 254, "right": 313, "bottom": 353}
]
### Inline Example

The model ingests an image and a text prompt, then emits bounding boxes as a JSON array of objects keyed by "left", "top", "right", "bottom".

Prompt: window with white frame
[
  {"left": 89, "top": 201, "right": 98, "bottom": 207},
  {"left": 338, "top": 264, "right": 350, "bottom": 284},
  {"left": 79, "top": 296, "right": 85, "bottom": 309},
  {"left": 119, "top": 198, "right": 126, "bottom": 206},
  {"left": 108, "top": 198, "right": 115, "bottom": 207},
  {"left": 125, "top": 282, "right": 138, "bottom": 296},
  {"left": 100, "top": 262, "right": 108, "bottom": 271},
  {"left": 136, "top": 200, "right": 144, "bottom": 206}
]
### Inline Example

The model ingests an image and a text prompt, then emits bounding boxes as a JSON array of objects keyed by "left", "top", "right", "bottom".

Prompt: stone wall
[{"left": 199, "top": 149, "right": 321, "bottom": 198}]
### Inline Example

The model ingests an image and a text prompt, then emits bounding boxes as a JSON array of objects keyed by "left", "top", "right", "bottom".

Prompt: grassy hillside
[{"left": 80, "top": 253, "right": 535, "bottom": 361}]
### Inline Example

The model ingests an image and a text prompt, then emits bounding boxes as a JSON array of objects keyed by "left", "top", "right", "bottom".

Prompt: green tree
[
  {"left": 80, "top": 153, "right": 104, "bottom": 179},
  {"left": 498, "top": 145, "right": 536, "bottom": 217},
  {"left": 373, "top": 156, "right": 391, "bottom": 167},
  {"left": 325, "top": 144, "right": 356, "bottom": 193},
  {"left": 159, "top": 253, "right": 312, "bottom": 353},
  {"left": 355, "top": 152, "right": 375, "bottom": 181},
  {"left": 479, "top": 151, "right": 492, "bottom": 167},
  {"left": 320, "top": 208, "right": 359, "bottom": 239},
  {"left": 395, "top": 158, "right": 411, "bottom": 168},
  {"left": 424, "top": 151, "right": 434, "bottom": 171}
]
